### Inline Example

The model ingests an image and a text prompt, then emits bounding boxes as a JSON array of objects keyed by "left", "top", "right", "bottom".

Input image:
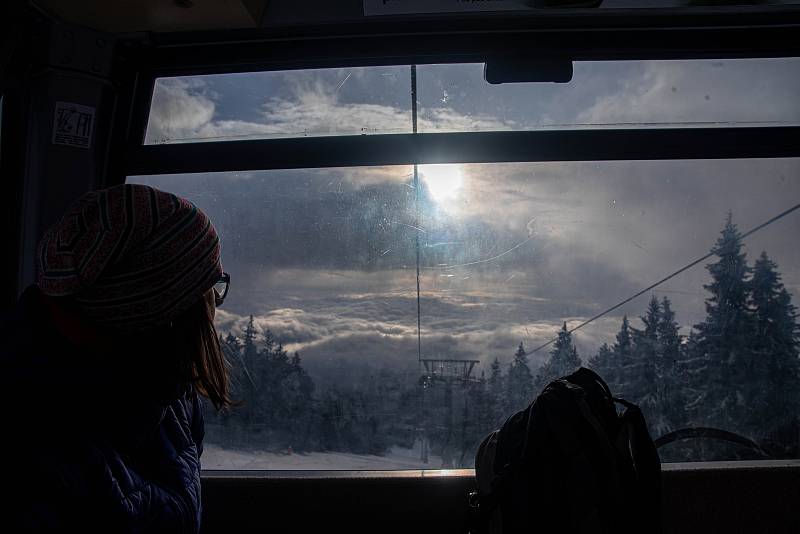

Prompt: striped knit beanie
[{"left": 37, "top": 183, "right": 222, "bottom": 330}]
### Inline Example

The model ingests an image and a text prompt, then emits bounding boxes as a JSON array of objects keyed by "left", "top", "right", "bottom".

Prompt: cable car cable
[{"left": 525, "top": 201, "right": 800, "bottom": 356}]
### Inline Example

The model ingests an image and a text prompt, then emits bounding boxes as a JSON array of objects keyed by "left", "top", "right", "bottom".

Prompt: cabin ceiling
[
  {"left": 30, "top": 0, "right": 391, "bottom": 33},
  {"left": 32, "top": 0, "right": 276, "bottom": 33},
  {"left": 30, "top": 1, "right": 800, "bottom": 35}
]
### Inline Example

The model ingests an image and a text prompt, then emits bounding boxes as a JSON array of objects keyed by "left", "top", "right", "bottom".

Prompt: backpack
[{"left": 469, "top": 367, "right": 661, "bottom": 534}]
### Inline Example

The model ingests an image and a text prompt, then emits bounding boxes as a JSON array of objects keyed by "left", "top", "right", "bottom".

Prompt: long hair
[
  {"left": 169, "top": 290, "right": 236, "bottom": 410},
  {"left": 46, "top": 287, "right": 237, "bottom": 410}
]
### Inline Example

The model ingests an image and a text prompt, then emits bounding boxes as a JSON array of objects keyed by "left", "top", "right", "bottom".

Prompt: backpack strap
[
  {"left": 568, "top": 367, "right": 614, "bottom": 401},
  {"left": 543, "top": 380, "right": 621, "bottom": 491},
  {"left": 487, "top": 406, "right": 537, "bottom": 499},
  {"left": 654, "top": 427, "right": 770, "bottom": 458},
  {"left": 544, "top": 379, "right": 625, "bottom": 528},
  {"left": 471, "top": 408, "right": 534, "bottom": 525},
  {"left": 615, "top": 399, "right": 663, "bottom": 533},
  {"left": 575, "top": 394, "right": 619, "bottom": 473}
]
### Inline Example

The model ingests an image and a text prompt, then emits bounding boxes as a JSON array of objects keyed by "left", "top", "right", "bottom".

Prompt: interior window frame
[{"left": 115, "top": 15, "right": 800, "bottom": 474}]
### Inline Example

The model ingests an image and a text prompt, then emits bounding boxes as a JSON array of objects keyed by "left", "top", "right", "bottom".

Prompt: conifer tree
[
  {"left": 237, "top": 316, "right": 260, "bottom": 426},
  {"left": 474, "top": 370, "right": 492, "bottom": 434},
  {"left": 207, "top": 333, "right": 247, "bottom": 441},
  {"left": 657, "top": 296, "right": 685, "bottom": 432},
  {"left": 283, "top": 352, "right": 316, "bottom": 450},
  {"left": 239, "top": 317, "right": 261, "bottom": 427},
  {"left": 630, "top": 297, "right": 661, "bottom": 417},
  {"left": 243, "top": 315, "right": 258, "bottom": 359},
  {"left": 691, "top": 213, "right": 754, "bottom": 433},
  {"left": 536, "top": 323, "right": 582, "bottom": 391},
  {"left": 488, "top": 357, "right": 505, "bottom": 426},
  {"left": 223, "top": 332, "right": 242, "bottom": 355},
  {"left": 507, "top": 342, "right": 535, "bottom": 412},
  {"left": 611, "top": 316, "right": 634, "bottom": 397},
  {"left": 588, "top": 343, "right": 615, "bottom": 385},
  {"left": 749, "top": 251, "right": 800, "bottom": 453},
  {"left": 220, "top": 332, "right": 248, "bottom": 397}
]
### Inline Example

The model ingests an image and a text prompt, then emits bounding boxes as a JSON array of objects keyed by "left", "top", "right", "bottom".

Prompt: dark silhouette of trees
[
  {"left": 507, "top": 342, "right": 535, "bottom": 413},
  {"left": 535, "top": 323, "right": 582, "bottom": 391},
  {"left": 206, "top": 214, "right": 798, "bottom": 464}
]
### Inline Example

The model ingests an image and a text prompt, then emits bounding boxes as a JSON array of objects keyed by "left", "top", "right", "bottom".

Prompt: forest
[{"left": 204, "top": 215, "right": 799, "bottom": 465}]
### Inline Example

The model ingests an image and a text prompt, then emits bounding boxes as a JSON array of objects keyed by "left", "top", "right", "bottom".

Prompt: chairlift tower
[{"left": 418, "top": 358, "right": 480, "bottom": 464}]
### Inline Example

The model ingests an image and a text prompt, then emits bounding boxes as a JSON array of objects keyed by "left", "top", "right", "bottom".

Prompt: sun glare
[{"left": 419, "top": 164, "right": 464, "bottom": 204}]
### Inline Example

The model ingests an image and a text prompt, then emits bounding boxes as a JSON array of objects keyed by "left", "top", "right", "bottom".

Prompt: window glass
[
  {"left": 417, "top": 59, "right": 800, "bottom": 132},
  {"left": 144, "top": 66, "right": 412, "bottom": 144},
  {"left": 144, "top": 58, "right": 800, "bottom": 144},
  {"left": 129, "top": 158, "right": 800, "bottom": 468}
]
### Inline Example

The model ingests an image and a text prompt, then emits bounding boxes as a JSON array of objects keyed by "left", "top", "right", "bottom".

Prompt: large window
[
  {"left": 144, "top": 59, "right": 800, "bottom": 144},
  {"left": 130, "top": 51, "right": 800, "bottom": 469},
  {"left": 129, "top": 157, "right": 800, "bottom": 469}
]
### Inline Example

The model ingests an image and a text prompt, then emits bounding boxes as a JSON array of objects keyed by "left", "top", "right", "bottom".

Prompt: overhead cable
[{"left": 526, "top": 201, "right": 800, "bottom": 356}]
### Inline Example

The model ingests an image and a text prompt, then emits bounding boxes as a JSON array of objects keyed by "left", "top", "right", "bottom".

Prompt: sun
[{"left": 419, "top": 164, "right": 464, "bottom": 204}]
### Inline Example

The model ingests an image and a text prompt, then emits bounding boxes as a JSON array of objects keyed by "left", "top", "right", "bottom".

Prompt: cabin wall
[
  {"left": 12, "top": 19, "right": 117, "bottom": 293},
  {"left": 200, "top": 463, "right": 800, "bottom": 534}
]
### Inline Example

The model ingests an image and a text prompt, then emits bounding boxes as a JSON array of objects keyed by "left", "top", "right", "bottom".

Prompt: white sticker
[
  {"left": 52, "top": 101, "right": 95, "bottom": 148},
  {"left": 363, "top": 0, "right": 528, "bottom": 16}
]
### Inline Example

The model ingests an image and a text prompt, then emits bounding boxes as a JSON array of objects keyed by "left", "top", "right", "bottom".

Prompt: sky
[{"left": 130, "top": 58, "right": 800, "bottom": 385}]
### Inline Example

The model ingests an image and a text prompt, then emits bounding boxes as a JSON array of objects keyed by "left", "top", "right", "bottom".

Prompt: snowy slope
[{"left": 201, "top": 443, "right": 446, "bottom": 470}]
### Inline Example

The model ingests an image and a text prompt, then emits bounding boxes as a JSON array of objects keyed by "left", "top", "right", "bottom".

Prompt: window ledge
[{"left": 201, "top": 460, "right": 800, "bottom": 479}]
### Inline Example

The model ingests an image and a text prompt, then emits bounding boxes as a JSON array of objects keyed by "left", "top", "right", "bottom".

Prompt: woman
[{"left": 2, "top": 183, "right": 233, "bottom": 532}]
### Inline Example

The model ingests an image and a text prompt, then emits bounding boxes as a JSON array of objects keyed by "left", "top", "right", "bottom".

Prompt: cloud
[
  {"left": 145, "top": 79, "right": 216, "bottom": 143},
  {"left": 134, "top": 156, "right": 800, "bottom": 382},
  {"left": 134, "top": 158, "right": 800, "bottom": 314},
  {"left": 418, "top": 106, "right": 516, "bottom": 132},
  {"left": 144, "top": 74, "right": 514, "bottom": 144},
  {"left": 212, "top": 283, "right": 639, "bottom": 387},
  {"left": 576, "top": 59, "right": 800, "bottom": 126},
  {"left": 215, "top": 303, "right": 646, "bottom": 387},
  {"left": 136, "top": 62, "right": 800, "bottom": 392},
  {"left": 145, "top": 59, "right": 800, "bottom": 144}
]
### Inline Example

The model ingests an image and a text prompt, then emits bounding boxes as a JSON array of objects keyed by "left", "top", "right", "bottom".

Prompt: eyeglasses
[{"left": 213, "top": 272, "right": 230, "bottom": 307}]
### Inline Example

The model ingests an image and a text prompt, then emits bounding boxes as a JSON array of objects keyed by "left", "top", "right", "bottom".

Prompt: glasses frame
[{"left": 214, "top": 272, "right": 230, "bottom": 307}]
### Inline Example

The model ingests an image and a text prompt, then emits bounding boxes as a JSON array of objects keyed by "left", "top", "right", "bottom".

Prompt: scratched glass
[
  {"left": 144, "top": 58, "right": 800, "bottom": 144},
  {"left": 129, "top": 158, "right": 800, "bottom": 468},
  {"left": 416, "top": 58, "right": 800, "bottom": 132},
  {"left": 144, "top": 66, "right": 412, "bottom": 144}
]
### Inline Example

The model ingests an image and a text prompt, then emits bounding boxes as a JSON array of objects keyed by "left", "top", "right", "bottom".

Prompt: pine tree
[
  {"left": 749, "top": 252, "right": 800, "bottom": 455},
  {"left": 588, "top": 343, "right": 615, "bottom": 385},
  {"left": 220, "top": 323, "right": 255, "bottom": 435},
  {"left": 220, "top": 332, "right": 248, "bottom": 400},
  {"left": 473, "top": 370, "right": 491, "bottom": 435},
  {"left": 536, "top": 323, "right": 582, "bottom": 391},
  {"left": 243, "top": 315, "right": 258, "bottom": 359},
  {"left": 238, "top": 315, "right": 260, "bottom": 428},
  {"left": 630, "top": 297, "right": 661, "bottom": 420},
  {"left": 488, "top": 357, "right": 505, "bottom": 426},
  {"left": 657, "top": 297, "right": 685, "bottom": 433},
  {"left": 691, "top": 213, "right": 754, "bottom": 434},
  {"left": 209, "top": 333, "right": 247, "bottom": 443},
  {"left": 239, "top": 329, "right": 320, "bottom": 450},
  {"left": 223, "top": 332, "right": 242, "bottom": 355},
  {"left": 283, "top": 352, "right": 316, "bottom": 450},
  {"left": 507, "top": 342, "right": 535, "bottom": 413},
  {"left": 611, "top": 316, "right": 634, "bottom": 397}
]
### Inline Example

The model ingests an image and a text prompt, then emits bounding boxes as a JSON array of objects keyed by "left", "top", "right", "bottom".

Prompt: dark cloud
[
  {"left": 133, "top": 59, "right": 800, "bottom": 388},
  {"left": 132, "top": 156, "right": 800, "bottom": 388}
]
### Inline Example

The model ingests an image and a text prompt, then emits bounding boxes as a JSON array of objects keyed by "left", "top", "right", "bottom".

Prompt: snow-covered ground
[{"left": 201, "top": 443, "right": 446, "bottom": 470}]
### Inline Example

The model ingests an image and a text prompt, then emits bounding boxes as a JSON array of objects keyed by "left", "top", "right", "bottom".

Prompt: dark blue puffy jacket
[{"left": 1, "top": 287, "right": 204, "bottom": 533}]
